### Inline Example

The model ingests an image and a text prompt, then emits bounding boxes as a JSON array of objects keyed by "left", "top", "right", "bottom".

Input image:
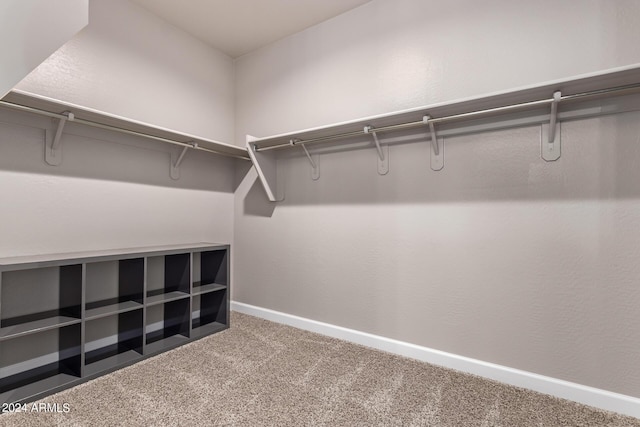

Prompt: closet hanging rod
[
  {"left": 0, "top": 99, "right": 249, "bottom": 161},
  {"left": 254, "top": 82, "right": 640, "bottom": 152}
]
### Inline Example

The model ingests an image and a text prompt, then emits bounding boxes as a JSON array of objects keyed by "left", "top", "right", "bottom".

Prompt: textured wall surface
[
  {"left": 0, "top": 109, "right": 235, "bottom": 257},
  {"left": 235, "top": 0, "right": 640, "bottom": 142},
  {"left": 0, "top": 0, "right": 88, "bottom": 98},
  {"left": 15, "top": 0, "right": 235, "bottom": 143},
  {"left": 234, "top": 0, "right": 640, "bottom": 397},
  {"left": 1, "top": 0, "right": 236, "bottom": 256}
]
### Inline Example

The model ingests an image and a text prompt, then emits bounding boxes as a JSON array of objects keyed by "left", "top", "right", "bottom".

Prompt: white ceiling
[{"left": 131, "top": 0, "right": 372, "bottom": 58}]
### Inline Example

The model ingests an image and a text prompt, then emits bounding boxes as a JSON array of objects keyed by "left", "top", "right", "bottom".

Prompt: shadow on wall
[
  {"left": 0, "top": 108, "right": 242, "bottom": 193},
  {"left": 244, "top": 176, "right": 277, "bottom": 218},
  {"left": 241, "top": 113, "right": 640, "bottom": 212}
]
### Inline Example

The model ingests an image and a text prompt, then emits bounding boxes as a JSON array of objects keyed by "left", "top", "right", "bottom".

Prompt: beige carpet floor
[{"left": 1, "top": 312, "right": 639, "bottom": 426}]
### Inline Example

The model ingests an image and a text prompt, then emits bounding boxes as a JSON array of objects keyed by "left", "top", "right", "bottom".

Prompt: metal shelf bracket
[
  {"left": 45, "top": 111, "right": 74, "bottom": 166},
  {"left": 364, "top": 126, "right": 389, "bottom": 175},
  {"left": 297, "top": 140, "right": 319, "bottom": 181},
  {"left": 542, "top": 91, "right": 562, "bottom": 162},
  {"left": 424, "top": 116, "right": 444, "bottom": 171},
  {"left": 170, "top": 142, "right": 197, "bottom": 180}
]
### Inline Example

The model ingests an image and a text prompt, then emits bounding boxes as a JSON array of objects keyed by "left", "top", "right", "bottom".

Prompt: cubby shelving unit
[{"left": 0, "top": 243, "right": 230, "bottom": 405}]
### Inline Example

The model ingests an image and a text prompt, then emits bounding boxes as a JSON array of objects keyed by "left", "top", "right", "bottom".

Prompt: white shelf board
[
  {"left": 251, "top": 64, "right": 640, "bottom": 149},
  {"left": 247, "top": 64, "right": 640, "bottom": 202},
  {"left": 0, "top": 90, "right": 249, "bottom": 160}
]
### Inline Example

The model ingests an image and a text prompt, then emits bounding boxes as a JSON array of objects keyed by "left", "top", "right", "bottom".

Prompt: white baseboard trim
[{"left": 231, "top": 301, "right": 640, "bottom": 420}]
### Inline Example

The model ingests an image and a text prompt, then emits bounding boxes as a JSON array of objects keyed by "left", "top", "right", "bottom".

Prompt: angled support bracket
[
  {"left": 541, "top": 91, "right": 562, "bottom": 162},
  {"left": 297, "top": 141, "right": 319, "bottom": 181},
  {"left": 423, "top": 116, "right": 444, "bottom": 171},
  {"left": 170, "top": 142, "right": 196, "bottom": 180},
  {"left": 45, "top": 111, "right": 74, "bottom": 166},
  {"left": 246, "top": 135, "right": 284, "bottom": 202},
  {"left": 364, "top": 126, "right": 389, "bottom": 175}
]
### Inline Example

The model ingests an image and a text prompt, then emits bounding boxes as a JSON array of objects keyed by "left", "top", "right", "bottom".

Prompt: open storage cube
[
  {"left": 147, "top": 253, "right": 190, "bottom": 305},
  {"left": 84, "top": 310, "right": 143, "bottom": 377},
  {"left": 0, "top": 324, "right": 81, "bottom": 404},
  {"left": 192, "top": 250, "right": 228, "bottom": 292},
  {"left": 0, "top": 265, "right": 82, "bottom": 340},
  {"left": 191, "top": 288, "right": 228, "bottom": 338},
  {"left": 85, "top": 258, "right": 144, "bottom": 320},
  {"left": 145, "top": 298, "right": 190, "bottom": 354}
]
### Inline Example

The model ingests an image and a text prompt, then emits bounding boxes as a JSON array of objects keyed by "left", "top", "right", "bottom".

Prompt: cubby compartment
[
  {"left": 84, "top": 310, "right": 143, "bottom": 377},
  {"left": 0, "top": 324, "right": 81, "bottom": 404},
  {"left": 85, "top": 259, "right": 144, "bottom": 320},
  {"left": 146, "top": 253, "right": 190, "bottom": 305},
  {"left": 192, "top": 250, "right": 228, "bottom": 294},
  {"left": 192, "top": 288, "right": 228, "bottom": 339},
  {"left": 0, "top": 265, "right": 82, "bottom": 340},
  {"left": 145, "top": 298, "right": 190, "bottom": 354}
]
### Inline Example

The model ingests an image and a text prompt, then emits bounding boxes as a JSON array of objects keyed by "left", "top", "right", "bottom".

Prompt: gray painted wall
[
  {"left": 0, "top": 0, "right": 88, "bottom": 98},
  {"left": 234, "top": 0, "right": 640, "bottom": 397},
  {"left": 0, "top": 0, "right": 236, "bottom": 257},
  {"left": 15, "top": 0, "right": 235, "bottom": 143},
  {"left": 0, "top": 108, "right": 235, "bottom": 257}
]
